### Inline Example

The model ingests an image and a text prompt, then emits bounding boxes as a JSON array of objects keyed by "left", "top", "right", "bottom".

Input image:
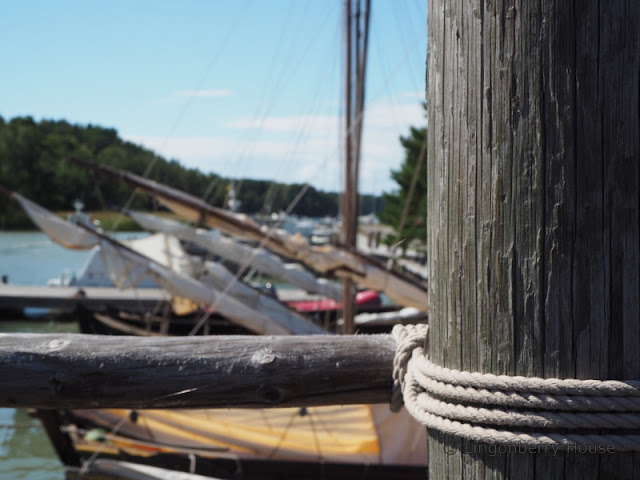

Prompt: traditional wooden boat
[
  {"left": 38, "top": 404, "right": 427, "bottom": 480},
  {"left": 75, "top": 288, "right": 391, "bottom": 337}
]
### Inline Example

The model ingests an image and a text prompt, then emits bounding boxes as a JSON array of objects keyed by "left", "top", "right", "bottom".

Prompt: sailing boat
[
  {"left": 1, "top": 187, "right": 327, "bottom": 335},
  {"left": 2, "top": 185, "right": 429, "bottom": 478}
]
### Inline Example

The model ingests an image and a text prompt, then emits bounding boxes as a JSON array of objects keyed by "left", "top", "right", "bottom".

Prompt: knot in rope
[
  {"left": 391, "top": 323, "right": 428, "bottom": 412},
  {"left": 390, "top": 324, "right": 640, "bottom": 452}
]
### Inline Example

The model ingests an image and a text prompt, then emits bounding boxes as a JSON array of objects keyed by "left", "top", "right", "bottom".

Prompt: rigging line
[
  {"left": 189, "top": 4, "right": 335, "bottom": 252},
  {"left": 364, "top": 31, "right": 426, "bottom": 112},
  {"left": 266, "top": 409, "right": 301, "bottom": 460},
  {"left": 305, "top": 408, "right": 324, "bottom": 462},
  {"left": 184, "top": 14, "right": 342, "bottom": 335},
  {"left": 336, "top": 22, "right": 426, "bottom": 177},
  {"left": 372, "top": 2, "right": 426, "bottom": 97},
  {"left": 256, "top": 12, "right": 344, "bottom": 210},
  {"left": 209, "top": 3, "right": 338, "bottom": 208},
  {"left": 344, "top": 31, "right": 425, "bottom": 195},
  {"left": 390, "top": 0, "right": 425, "bottom": 94},
  {"left": 234, "top": 31, "right": 325, "bottom": 196},
  {"left": 199, "top": 0, "right": 305, "bottom": 205},
  {"left": 110, "top": 0, "right": 251, "bottom": 232},
  {"left": 256, "top": 20, "right": 342, "bottom": 217},
  {"left": 104, "top": 0, "right": 253, "bottom": 314},
  {"left": 261, "top": 56, "right": 340, "bottom": 214},
  {"left": 260, "top": 182, "right": 281, "bottom": 217},
  {"left": 187, "top": 183, "right": 311, "bottom": 336},
  {"left": 231, "top": 2, "right": 336, "bottom": 198},
  {"left": 79, "top": 413, "right": 129, "bottom": 475}
]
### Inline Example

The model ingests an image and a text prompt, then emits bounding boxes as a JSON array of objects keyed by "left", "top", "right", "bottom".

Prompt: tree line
[{"left": 0, "top": 116, "right": 384, "bottom": 229}]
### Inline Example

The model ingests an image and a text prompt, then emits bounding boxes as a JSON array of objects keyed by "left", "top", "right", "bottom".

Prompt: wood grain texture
[
  {"left": 0, "top": 333, "right": 395, "bottom": 409},
  {"left": 426, "top": 0, "right": 640, "bottom": 478}
]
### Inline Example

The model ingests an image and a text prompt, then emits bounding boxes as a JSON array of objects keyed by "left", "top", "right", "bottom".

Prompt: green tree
[
  {"left": 0, "top": 115, "right": 382, "bottom": 227},
  {"left": 379, "top": 121, "right": 427, "bottom": 249}
]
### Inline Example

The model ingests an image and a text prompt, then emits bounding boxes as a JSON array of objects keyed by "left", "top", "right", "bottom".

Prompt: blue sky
[{"left": 0, "top": 0, "right": 427, "bottom": 195}]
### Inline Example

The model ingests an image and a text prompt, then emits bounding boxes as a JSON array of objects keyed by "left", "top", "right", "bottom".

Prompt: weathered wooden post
[{"left": 426, "top": 1, "right": 639, "bottom": 478}]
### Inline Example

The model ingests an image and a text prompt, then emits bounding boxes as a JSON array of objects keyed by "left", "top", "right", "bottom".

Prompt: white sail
[
  {"left": 98, "top": 239, "right": 321, "bottom": 335},
  {"left": 157, "top": 195, "right": 429, "bottom": 311},
  {"left": 99, "top": 233, "right": 193, "bottom": 289},
  {"left": 128, "top": 210, "right": 343, "bottom": 300},
  {"left": 13, "top": 193, "right": 99, "bottom": 249},
  {"left": 197, "top": 261, "right": 324, "bottom": 335}
]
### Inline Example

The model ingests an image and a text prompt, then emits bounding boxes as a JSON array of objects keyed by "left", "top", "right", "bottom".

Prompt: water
[
  {"left": 0, "top": 231, "right": 89, "bottom": 286},
  {"left": 0, "top": 318, "right": 79, "bottom": 479},
  {"left": 0, "top": 407, "right": 62, "bottom": 480},
  {"left": 0, "top": 232, "right": 118, "bottom": 479}
]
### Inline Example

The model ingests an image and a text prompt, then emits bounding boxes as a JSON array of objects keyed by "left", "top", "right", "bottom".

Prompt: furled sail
[
  {"left": 127, "top": 210, "right": 343, "bottom": 300},
  {"left": 70, "top": 159, "right": 429, "bottom": 312},
  {"left": 95, "top": 237, "right": 324, "bottom": 335},
  {"left": 8, "top": 191, "right": 99, "bottom": 250},
  {"left": 196, "top": 261, "right": 325, "bottom": 335}
]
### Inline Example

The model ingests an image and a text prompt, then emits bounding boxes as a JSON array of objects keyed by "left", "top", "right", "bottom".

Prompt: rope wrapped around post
[{"left": 391, "top": 324, "right": 640, "bottom": 451}]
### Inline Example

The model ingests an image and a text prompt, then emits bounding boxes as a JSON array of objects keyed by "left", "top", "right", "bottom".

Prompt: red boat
[{"left": 288, "top": 289, "right": 382, "bottom": 313}]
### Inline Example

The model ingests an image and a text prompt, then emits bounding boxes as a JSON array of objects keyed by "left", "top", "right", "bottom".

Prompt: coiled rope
[{"left": 391, "top": 324, "right": 640, "bottom": 451}]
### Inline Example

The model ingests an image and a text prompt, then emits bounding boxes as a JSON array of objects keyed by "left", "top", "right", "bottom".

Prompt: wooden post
[{"left": 427, "top": 1, "right": 639, "bottom": 479}]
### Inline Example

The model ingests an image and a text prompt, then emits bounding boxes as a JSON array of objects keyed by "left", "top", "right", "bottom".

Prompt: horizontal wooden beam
[{"left": 0, "top": 333, "right": 396, "bottom": 409}]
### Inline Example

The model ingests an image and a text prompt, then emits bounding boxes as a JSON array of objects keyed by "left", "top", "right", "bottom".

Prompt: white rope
[{"left": 391, "top": 324, "right": 640, "bottom": 451}]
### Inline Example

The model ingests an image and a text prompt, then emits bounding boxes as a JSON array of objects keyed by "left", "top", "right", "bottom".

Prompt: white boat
[{"left": 47, "top": 234, "right": 168, "bottom": 289}]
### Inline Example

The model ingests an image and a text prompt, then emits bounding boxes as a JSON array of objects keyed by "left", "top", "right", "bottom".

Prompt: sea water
[
  {"left": 0, "top": 232, "right": 118, "bottom": 478},
  {"left": 0, "top": 318, "right": 78, "bottom": 480}
]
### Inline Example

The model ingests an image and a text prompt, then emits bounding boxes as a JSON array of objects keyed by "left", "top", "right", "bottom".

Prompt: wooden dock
[
  {"left": 0, "top": 284, "right": 170, "bottom": 314},
  {"left": 0, "top": 284, "right": 342, "bottom": 317}
]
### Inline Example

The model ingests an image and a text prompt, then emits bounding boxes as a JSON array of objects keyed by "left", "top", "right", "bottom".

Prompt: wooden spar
[
  {"left": 68, "top": 157, "right": 291, "bottom": 255},
  {"left": 67, "top": 158, "right": 430, "bottom": 312},
  {"left": 0, "top": 333, "right": 396, "bottom": 409}
]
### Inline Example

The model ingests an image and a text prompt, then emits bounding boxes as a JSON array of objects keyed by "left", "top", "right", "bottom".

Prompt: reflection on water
[{"left": 0, "top": 407, "right": 63, "bottom": 480}]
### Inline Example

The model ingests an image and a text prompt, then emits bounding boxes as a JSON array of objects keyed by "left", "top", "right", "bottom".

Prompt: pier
[
  {"left": 0, "top": 284, "right": 357, "bottom": 317},
  {"left": 0, "top": 284, "right": 170, "bottom": 315}
]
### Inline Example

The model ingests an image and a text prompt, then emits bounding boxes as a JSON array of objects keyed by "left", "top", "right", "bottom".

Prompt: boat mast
[
  {"left": 342, "top": 0, "right": 355, "bottom": 334},
  {"left": 342, "top": 0, "right": 370, "bottom": 334}
]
